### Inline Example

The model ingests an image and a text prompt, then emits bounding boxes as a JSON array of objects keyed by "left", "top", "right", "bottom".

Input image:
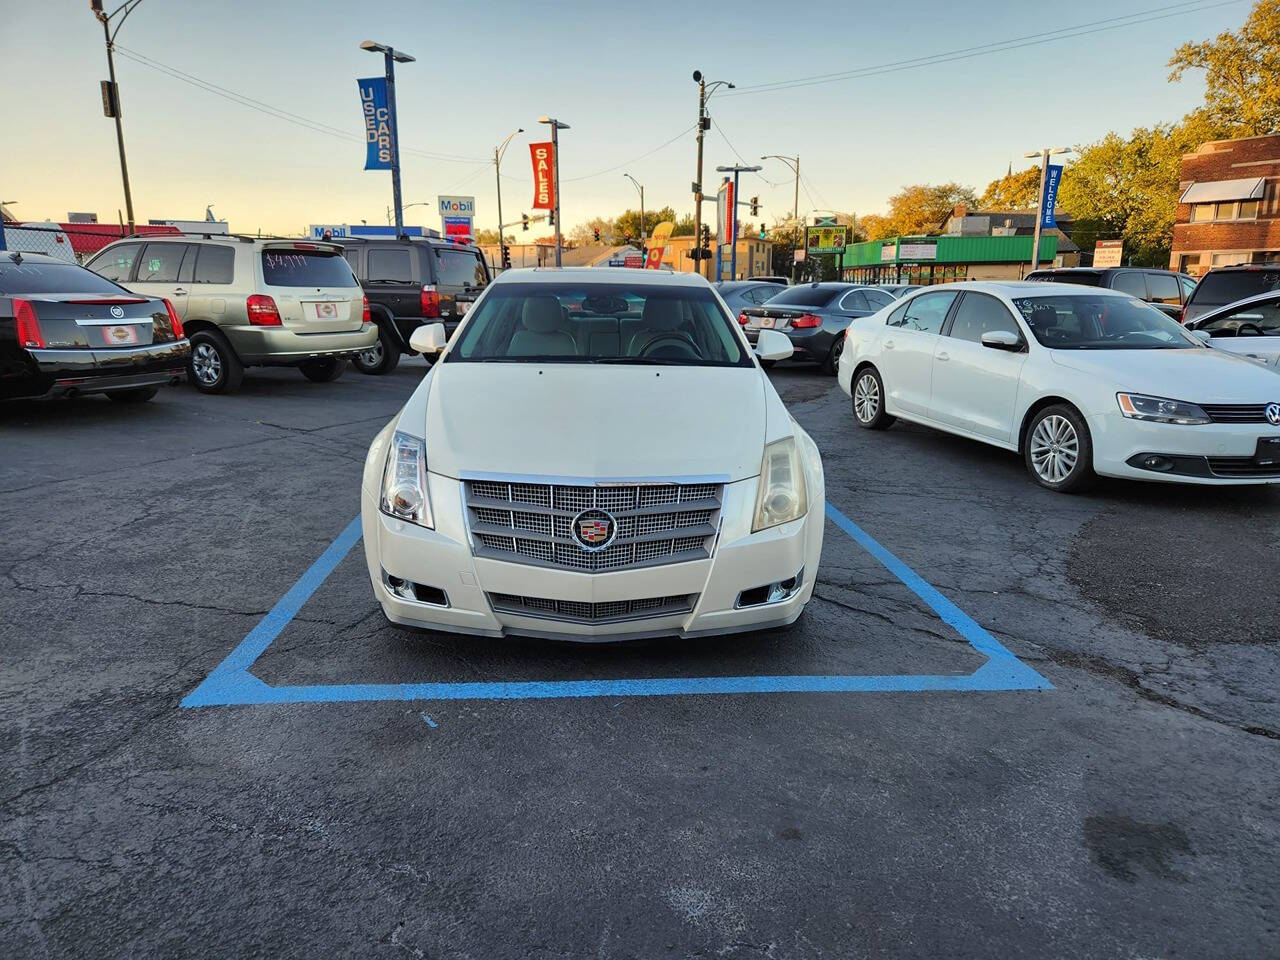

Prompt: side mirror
[
  {"left": 981, "top": 330, "right": 1023, "bottom": 351},
  {"left": 409, "top": 322, "right": 447, "bottom": 355},
  {"left": 754, "top": 328, "right": 794, "bottom": 362},
  {"left": 1191, "top": 329, "right": 1212, "bottom": 344}
]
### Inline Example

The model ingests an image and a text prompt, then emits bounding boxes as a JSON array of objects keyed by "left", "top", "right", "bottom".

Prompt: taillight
[
  {"left": 420, "top": 284, "right": 440, "bottom": 318},
  {"left": 13, "top": 298, "right": 45, "bottom": 349},
  {"left": 791, "top": 313, "right": 822, "bottom": 328},
  {"left": 738, "top": 312, "right": 750, "bottom": 325},
  {"left": 246, "top": 294, "right": 282, "bottom": 326},
  {"left": 362, "top": 294, "right": 371, "bottom": 324},
  {"left": 162, "top": 298, "right": 184, "bottom": 340}
]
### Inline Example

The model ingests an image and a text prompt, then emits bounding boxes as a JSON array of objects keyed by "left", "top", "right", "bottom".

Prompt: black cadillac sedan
[
  {"left": 0, "top": 251, "right": 189, "bottom": 402},
  {"left": 738, "top": 282, "right": 896, "bottom": 374}
]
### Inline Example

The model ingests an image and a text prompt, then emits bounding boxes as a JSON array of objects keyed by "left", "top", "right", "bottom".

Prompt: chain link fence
[{"left": 0, "top": 222, "right": 183, "bottom": 264}]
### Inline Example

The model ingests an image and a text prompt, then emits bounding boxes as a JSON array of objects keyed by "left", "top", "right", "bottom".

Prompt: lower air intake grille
[{"left": 488, "top": 592, "right": 697, "bottom": 624}]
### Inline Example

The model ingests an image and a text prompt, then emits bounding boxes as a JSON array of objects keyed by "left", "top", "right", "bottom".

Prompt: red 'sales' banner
[{"left": 530, "top": 142, "right": 555, "bottom": 210}]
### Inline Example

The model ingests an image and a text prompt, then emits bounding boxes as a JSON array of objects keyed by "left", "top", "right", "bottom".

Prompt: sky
[{"left": 0, "top": 0, "right": 1250, "bottom": 238}]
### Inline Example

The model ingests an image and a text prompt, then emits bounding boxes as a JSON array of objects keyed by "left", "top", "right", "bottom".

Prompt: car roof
[
  {"left": 910, "top": 280, "right": 1136, "bottom": 299},
  {"left": 1203, "top": 263, "right": 1280, "bottom": 273},
  {"left": 1185, "top": 288, "right": 1280, "bottom": 326},
  {"left": 495, "top": 267, "right": 712, "bottom": 287}
]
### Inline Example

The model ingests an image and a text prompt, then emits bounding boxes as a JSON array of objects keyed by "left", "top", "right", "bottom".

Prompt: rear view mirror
[
  {"left": 980, "top": 330, "right": 1022, "bottom": 351},
  {"left": 754, "top": 328, "right": 794, "bottom": 362},
  {"left": 409, "top": 322, "right": 447, "bottom": 355}
]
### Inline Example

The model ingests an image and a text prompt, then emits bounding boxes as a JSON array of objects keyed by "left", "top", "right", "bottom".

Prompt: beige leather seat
[{"left": 509, "top": 296, "right": 578, "bottom": 356}]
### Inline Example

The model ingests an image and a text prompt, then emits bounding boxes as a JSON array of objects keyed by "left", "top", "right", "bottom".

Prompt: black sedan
[
  {"left": 1, "top": 251, "right": 189, "bottom": 402},
  {"left": 738, "top": 282, "right": 896, "bottom": 373},
  {"left": 714, "top": 280, "right": 784, "bottom": 314}
]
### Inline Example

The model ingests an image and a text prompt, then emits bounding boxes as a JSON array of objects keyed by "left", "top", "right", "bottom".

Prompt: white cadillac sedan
[
  {"left": 837, "top": 282, "right": 1280, "bottom": 492},
  {"left": 1183, "top": 290, "right": 1280, "bottom": 370},
  {"left": 361, "top": 268, "right": 824, "bottom": 641}
]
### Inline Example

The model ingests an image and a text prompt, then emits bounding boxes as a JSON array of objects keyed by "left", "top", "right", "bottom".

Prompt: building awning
[{"left": 1179, "top": 177, "right": 1265, "bottom": 204}]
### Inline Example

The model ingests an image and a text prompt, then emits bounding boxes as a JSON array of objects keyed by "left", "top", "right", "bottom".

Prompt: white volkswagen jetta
[
  {"left": 837, "top": 281, "right": 1280, "bottom": 492},
  {"left": 361, "top": 268, "right": 824, "bottom": 640}
]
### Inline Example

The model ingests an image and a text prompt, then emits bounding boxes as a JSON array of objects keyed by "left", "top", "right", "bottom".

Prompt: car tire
[
  {"left": 106, "top": 386, "right": 160, "bottom": 403},
  {"left": 1024, "top": 404, "right": 1094, "bottom": 493},
  {"left": 187, "top": 329, "right": 244, "bottom": 395},
  {"left": 299, "top": 358, "right": 348, "bottom": 383},
  {"left": 851, "top": 366, "right": 895, "bottom": 430},
  {"left": 353, "top": 324, "right": 401, "bottom": 376},
  {"left": 821, "top": 336, "right": 844, "bottom": 376}
]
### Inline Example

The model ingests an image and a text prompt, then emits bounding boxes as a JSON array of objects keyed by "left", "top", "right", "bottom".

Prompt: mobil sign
[{"left": 438, "top": 195, "right": 476, "bottom": 218}]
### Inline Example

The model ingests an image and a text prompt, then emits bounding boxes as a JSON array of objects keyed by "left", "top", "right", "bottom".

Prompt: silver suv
[{"left": 87, "top": 234, "right": 377, "bottom": 393}]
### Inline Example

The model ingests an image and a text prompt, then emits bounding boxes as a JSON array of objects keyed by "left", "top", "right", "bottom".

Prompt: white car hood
[
  {"left": 420, "top": 363, "right": 767, "bottom": 481},
  {"left": 1050, "top": 347, "right": 1280, "bottom": 403}
]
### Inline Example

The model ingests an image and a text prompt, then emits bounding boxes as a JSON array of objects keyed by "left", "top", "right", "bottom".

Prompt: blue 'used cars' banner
[
  {"left": 1041, "top": 164, "right": 1063, "bottom": 228},
  {"left": 358, "top": 77, "right": 392, "bottom": 171}
]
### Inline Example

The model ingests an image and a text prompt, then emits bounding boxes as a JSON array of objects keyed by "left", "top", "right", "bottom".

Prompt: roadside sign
[
  {"left": 530, "top": 143, "right": 555, "bottom": 210},
  {"left": 646, "top": 221, "right": 674, "bottom": 270},
  {"left": 806, "top": 226, "right": 849, "bottom": 254},
  {"left": 442, "top": 215, "right": 473, "bottom": 241},
  {"left": 1094, "top": 239, "right": 1123, "bottom": 268},
  {"left": 814, "top": 216, "right": 837, "bottom": 226},
  {"left": 358, "top": 77, "right": 392, "bottom": 170},
  {"left": 624, "top": 254, "right": 644, "bottom": 269},
  {"left": 438, "top": 195, "right": 476, "bottom": 218}
]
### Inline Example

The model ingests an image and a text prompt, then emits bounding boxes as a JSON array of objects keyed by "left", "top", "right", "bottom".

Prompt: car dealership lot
[{"left": 2, "top": 365, "right": 1278, "bottom": 958}]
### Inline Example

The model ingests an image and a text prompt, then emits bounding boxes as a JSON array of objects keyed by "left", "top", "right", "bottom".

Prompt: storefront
[{"left": 841, "top": 234, "right": 1059, "bottom": 284}]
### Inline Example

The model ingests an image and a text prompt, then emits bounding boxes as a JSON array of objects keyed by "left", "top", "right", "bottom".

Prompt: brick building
[{"left": 1170, "top": 134, "right": 1280, "bottom": 276}]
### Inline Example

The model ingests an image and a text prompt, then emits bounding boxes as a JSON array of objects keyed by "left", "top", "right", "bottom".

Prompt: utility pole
[
  {"left": 495, "top": 127, "right": 523, "bottom": 270},
  {"left": 691, "top": 71, "right": 734, "bottom": 279},
  {"left": 361, "top": 41, "right": 415, "bottom": 238},
  {"left": 91, "top": 0, "right": 143, "bottom": 231},
  {"left": 624, "top": 173, "right": 645, "bottom": 253},
  {"left": 538, "top": 116, "right": 570, "bottom": 267},
  {"left": 1024, "top": 146, "right": 1071, "bottom": 275},
  {"left": 762, "top": 154, "right": 800, "bottom": 282}
]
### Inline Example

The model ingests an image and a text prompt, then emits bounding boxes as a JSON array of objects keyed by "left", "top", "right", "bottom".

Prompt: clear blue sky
[{"left": 0, "top": 0, "right": 1248, "bottom": 236}]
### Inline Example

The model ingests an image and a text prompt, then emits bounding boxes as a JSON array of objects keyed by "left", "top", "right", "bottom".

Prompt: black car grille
[
  {"left": 487, "top": 592, "right": 696, "bottom": 624},
  {"left": 1206, "top": 457, "right": 1280, "bottom": 478},
  {"left": 1201, "top": 404, "right": 1275, "bottom": 424}
]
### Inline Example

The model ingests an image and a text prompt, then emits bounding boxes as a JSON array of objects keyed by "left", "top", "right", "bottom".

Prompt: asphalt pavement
[{"left": 2, "top": 359, "right": 1277, "bottom": 959}]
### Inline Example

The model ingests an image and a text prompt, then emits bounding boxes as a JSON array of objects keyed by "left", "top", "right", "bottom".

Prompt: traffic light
[
  {"left": 547, "top": 210, "right": 555, "bottom": 227},
  {"left": 501, "top": 244, "right": 511, "bottom": 270},
  {"left": 759, "top": 224, "right": 767, "bottom": 240},
  {"left": 521, "top": 213, "right": 529, "bottom": 231},
  {"left": 593, "top": 227, "right": 601, "bottom": 243},
  {"left": 750, "top": 196, "right": 759, "bottom": 217}
]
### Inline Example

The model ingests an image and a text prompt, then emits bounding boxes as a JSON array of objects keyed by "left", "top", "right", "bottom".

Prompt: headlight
[
  {"left": 1116, "top": 393, "right": 1210, "bottom": 425},
  {"left": 379, "top": 430, "right": 434, "bottom": 528},
  {"left": 752, "top": 436, "right": 809, "bottom": 532}
]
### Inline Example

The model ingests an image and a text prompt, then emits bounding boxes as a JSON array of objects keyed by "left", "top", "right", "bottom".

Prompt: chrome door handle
[
  {"left": 937, "top": 351, "right": 950, "bottom": 361},
  {"left": 884, "top": 341, "right": 895, "bottom": 350},
  {"left": 172, "top": 288, "right": 188, "bottom": 295}
]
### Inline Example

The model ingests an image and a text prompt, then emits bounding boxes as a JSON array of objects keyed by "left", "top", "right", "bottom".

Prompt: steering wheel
[
  {"left": 1235, "top": 322, "right": 1264, "bottom": 337},
  {"left": 635, "top": 332, "right": 702, "bottom": 360}
]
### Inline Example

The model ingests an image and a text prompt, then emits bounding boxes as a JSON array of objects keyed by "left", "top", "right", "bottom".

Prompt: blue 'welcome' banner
[
  {"left": 359, "top": 77, "right": 392, "bottom": 171},
  {"left": 1041, "top": 164, "right": 1063, "bottom": 228}
]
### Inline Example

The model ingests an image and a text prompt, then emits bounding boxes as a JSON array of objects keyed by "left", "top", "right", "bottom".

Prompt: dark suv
[
  {"left": 1181, "top": 264, "right": 1280, "bottom": 325},
  {"left": 1025, "top": 267, "right": 1197, "bottom": 319},
  {"left": 339, "top": 237, "right": 490, "bottom": 374}
]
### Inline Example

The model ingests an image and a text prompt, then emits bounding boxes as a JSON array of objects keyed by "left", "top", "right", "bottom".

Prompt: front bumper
[
  {"left": 224, "top": 323, "right": 378, "bottom": 365},
  {"left": 360, "top": 473, "right": 824, "bottom": 641},
  {"left": 1089, "top": 411, "right": 1280, "bottom": 485}
]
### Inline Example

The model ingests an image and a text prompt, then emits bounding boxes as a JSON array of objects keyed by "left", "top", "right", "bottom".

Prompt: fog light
[
  {"left": 736, "top": 569, "right": 804, "bottom": 608},
  {"left": 1142, "top": 456, "right": 1174, "bottom": 472},
  {"left": 386, "top": 574, "right": 416, "bottom": 600},
  {"left": 382, "top": 571, "right": 449, "bottom": 606}
]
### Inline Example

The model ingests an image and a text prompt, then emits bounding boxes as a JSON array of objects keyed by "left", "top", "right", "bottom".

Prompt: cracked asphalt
[{"left": 2, "top": 360, "right": 1277, "bottom": 959}]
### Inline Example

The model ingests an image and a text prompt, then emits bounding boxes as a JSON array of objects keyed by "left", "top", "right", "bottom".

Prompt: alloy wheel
[
  {"left": 1029, "top": 414, "right": 1079, "bottom": 484},
  {"left": 854, "top": 373, "right": 880, "bottom": 422},
  {"left": 358, "top": 341, "right": 383, "bottom": 368},
  {"left": 192, "top": 342, "right": 222, "bottom": 386}
]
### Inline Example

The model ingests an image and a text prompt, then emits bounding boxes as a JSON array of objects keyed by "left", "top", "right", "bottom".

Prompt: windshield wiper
[{"left": 590, "top": 357, "right": 686, "bottom": 365}]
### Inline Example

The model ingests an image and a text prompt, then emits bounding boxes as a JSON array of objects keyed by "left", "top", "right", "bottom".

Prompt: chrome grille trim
[
  {"left": 1201, "top": 404, "right": 1274, "bottom": 424},
  {"left": 488, "top": 592, "right": 697, "bottom": 624},
  {"left": 463, "top": 475, "right": 725, "bottom": 572}
]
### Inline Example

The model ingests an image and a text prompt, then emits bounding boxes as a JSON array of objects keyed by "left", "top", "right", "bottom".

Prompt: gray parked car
[
  {"left": 715, "top": 280, "right": 783, "bottom": 315},
  {"left": 739, "top": 282, "right": 896, "bottom": 373}
]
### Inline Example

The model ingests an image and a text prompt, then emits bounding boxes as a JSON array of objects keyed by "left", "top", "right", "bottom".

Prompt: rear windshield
[
  {"left": 434, "top": 248, "right": 487, "bottom": 288},
  {"left": 260, "top": 251, "right": 358, "bottom": 287},
  {"left": 1026, "top": 272, "right": 1103, "bottom": 287},
  {"left": 446, "top": 281, "right": 751, "bottom": 367},
  {"left": 0, "top": 260, "right": 127, "bottom": 295},
  {"left": 765, "top": 285, "right": 842, "bottom": 308},
  {"left": 1012, "top": 294, "right": 1196, "bottom": 349},
  {"left": 1192, "top": 270, "right": 1280, "bottom": 307}
]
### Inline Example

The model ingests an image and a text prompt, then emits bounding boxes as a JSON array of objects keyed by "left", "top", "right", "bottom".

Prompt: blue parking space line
[{"left": 181, "top": 503, "right": 1051, "bottom": 709}]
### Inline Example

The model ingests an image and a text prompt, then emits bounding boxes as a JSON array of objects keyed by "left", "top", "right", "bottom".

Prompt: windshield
[
  {"left": 260, "top": 251, "right": 358, "bottom": 288},
  {"left": 1011, "top": 294, "right": 1197, "bottom": 349},
  {"left": 0, "top": 260, "right": 128, "bottom": 295},
  {"left": 446, "top": 281, "right": 752, "bottom": 366},
  {"left": 1200, "top": 297, "right": 1280, "bottom": 335},
  {"left": 765, "top": 285, "right": 842, "bottom": 308}
]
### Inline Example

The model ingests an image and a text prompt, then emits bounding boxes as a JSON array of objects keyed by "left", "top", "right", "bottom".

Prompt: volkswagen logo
[
  {"left": 572, "top": 509, "right": 617, "bottom": 552},
  {"left": 1266, "top": 402, "right": 1280, "bottom": 426},
  {"left": 109, "top": 305, "right": 125, "bottom": 319}
]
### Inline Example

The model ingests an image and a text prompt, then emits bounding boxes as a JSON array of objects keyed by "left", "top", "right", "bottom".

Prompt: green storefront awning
[{"left": 842, "top": 233, "right": 1058, "bottom": 267}]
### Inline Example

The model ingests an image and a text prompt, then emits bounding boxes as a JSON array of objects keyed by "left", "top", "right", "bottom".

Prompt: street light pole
[
  {"left": 624, "top": 173, "right": 645, "bottom": 252},
  {"left": 691, "top": 71, "right": 734, "bottom": 279},
  {"left": 1024, "top": 146, "right": 1071, "bottom": 275},
  {"left": 361, "top": 41, "right": 416, "bottom": 238},
  {"left": 92, "top": 0, "right": 145, "bottom": 231},
  {"left": 538, "top": 116, "right": 569, "bottom": 267},
  {"left": 762, "top": 154, "right": 800, "bottom": 282},
  {"left": 716, "top": 164, "right": 762, "bottom": 281},
  {"left": 495, "top": 127, "right": 523, "bottom": 269}
]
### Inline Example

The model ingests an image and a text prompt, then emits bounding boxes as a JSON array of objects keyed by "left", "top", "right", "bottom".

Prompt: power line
[
  {"left": 559, "top": 125, "right": 695, "bottom": 183},
  {"left": 713, "top": 122, "right": 784, "bottom": 188},
  {"left": 725, "top": 0, "right": 1244, "bottom": 97}
]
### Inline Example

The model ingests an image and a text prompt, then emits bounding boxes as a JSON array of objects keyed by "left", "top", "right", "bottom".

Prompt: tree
[
  {"left": 472, "top": 228, "right": 514, "bottom": 245},
  {"left": 884, "top": 183, "right": 977, "bottom": 236},
  {"left": 614, "top": 205, "right": 681, "bottom": 244},
  {"left": 1168, "top": 0, "right": 1280, "bottom": 137},
  {"left": 860, "top": 214, "right": 895, "bottom": 241},
  {"left": 671, "top": 213, "right": 696, "bottom": 237},
  {"left": 567, "top": 216, "right": 615, "bottom": 247},
  {"left": 978, "top": 166, "right": 1042, "bottom": 209}
]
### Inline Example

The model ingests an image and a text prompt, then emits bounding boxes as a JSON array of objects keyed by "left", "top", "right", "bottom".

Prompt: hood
[
  {"left": 421, "top": 363, "right": 767, "bottom": 481},
  {"left": 1050, "top": 347, "right": 1280, "bottom": 404}
]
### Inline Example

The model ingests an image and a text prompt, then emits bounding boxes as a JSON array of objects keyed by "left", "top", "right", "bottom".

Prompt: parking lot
[{"left": 2, "top": 362, "right": 1278, "bottom": 958}]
